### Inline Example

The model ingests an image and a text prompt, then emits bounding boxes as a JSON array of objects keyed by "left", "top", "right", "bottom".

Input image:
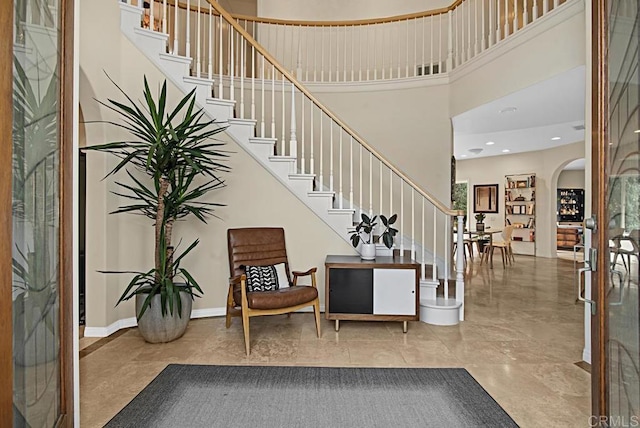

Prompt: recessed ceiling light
[
  {"left": 499, "top": 107, "right": 518, "bottom": 114},
  {"left": 634, "top": 129, "right": 640, "bottom": 133},
  {"left": 486, "top": 141, "right": 495, "bottom": 145},
  {"left": 460, "top": 154, "right": 467, "bottom": 158},
  {"left": 551, "top": 136, "right": 561, "bottom": 141},
  {"left": 468, "top": 148, "right": 483, "bottom": 155},
  {"left": 502, "top": 149, "right": 510, "bottom": 153}
]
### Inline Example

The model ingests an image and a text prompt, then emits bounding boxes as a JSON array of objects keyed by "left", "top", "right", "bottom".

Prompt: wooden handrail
[
  {"left": 205, "top": 0, "right": 462, "bottom": 216},
  {"left": 169, "top": 0, "right": 460, "bottom": 27}
]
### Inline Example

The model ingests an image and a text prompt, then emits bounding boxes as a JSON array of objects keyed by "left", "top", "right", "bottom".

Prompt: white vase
[{"left": 360, "top": 243, "right": 376, "bottom": 260}]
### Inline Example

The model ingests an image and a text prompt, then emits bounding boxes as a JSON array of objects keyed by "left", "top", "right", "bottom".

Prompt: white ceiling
[
  {"left": 563, "top": 158, "right": 586, "bottom": 170},
  {"left": 452, "top": 66, "right": 586, "bottom": 160}
]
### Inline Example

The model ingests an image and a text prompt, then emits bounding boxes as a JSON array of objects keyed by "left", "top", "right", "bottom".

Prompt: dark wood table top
[{"left": 325, "top": 255, "right": 420, "bottom": 268}]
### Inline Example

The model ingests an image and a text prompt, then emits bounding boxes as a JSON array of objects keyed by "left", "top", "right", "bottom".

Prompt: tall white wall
[
  {"left": 80, "top": 0, "right": 353, "bottom": 332},
  {"left": 456, "top": 141, "right": 585, "bottom": 258},
  {"left": 257, "top": 0, "right": 452, "bottom": 20}
]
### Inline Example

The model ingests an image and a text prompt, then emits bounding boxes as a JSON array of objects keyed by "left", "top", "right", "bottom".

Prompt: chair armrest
[
  {"left": 229, "top": 275, "right": 245, "bottom": 286},
  {"left": 292, "top": 267, "right": 317, "bottom": 288},
  {"left": 292, "top": 267, "right": 317, "bottom": 277}
]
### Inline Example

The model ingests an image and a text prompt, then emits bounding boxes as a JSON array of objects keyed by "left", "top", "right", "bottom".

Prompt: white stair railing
[
  {"left": 127, "top": 0, "right": 574, "bottom": 82},
  {"left": 225, "top": 0, "right": 571, "bottom": 82},
  {"left": 124, "top": 0, "right": 467, "bottom": 317}
]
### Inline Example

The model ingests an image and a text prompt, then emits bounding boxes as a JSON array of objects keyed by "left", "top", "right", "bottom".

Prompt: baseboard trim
[
  {"left": 84, "top": 317, "right": 137, "bottom": 338},
  {"left": 83, "top": 305, "right": 326, "bottom": 338}
]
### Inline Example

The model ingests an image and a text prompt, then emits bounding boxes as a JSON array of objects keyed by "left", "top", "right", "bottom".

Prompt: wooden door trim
[
  {"left": 591, "top": 0, "right": 608, "bottom": 419},
  {"left": 0, "top": 0, "right": 14, "bottom": 425},
  {"left": 58, "top": 0, "right": 75, "bottom": 425}
]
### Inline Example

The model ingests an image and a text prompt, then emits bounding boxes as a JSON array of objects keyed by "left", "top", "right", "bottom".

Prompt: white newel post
[{"left": 456, "top": 215, "right": 465, "bottom": 321}]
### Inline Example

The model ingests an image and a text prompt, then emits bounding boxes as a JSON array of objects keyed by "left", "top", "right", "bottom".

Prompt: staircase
[{"left": 118, "top": 0, "right": 465, "bottom": 326}]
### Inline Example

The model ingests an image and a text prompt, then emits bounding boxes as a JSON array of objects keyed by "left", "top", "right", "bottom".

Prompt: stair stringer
[{"left": 119, "top": 3, "right": 355, "bottom": 247}]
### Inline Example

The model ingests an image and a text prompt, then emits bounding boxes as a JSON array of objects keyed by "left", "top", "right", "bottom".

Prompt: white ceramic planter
[{"left": 360, "top": 243, "right": 376, "bottom": 260}]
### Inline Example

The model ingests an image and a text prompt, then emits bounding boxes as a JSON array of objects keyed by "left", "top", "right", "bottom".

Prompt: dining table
[{"left": 456, "top": 228, "right": 504, "bottom": 269}]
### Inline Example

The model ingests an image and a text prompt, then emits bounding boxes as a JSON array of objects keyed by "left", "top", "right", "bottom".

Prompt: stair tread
[
  {"left": 308, "top": 191, "right": 335, "bottom": 197},
  {"left": 184, "top": 75, "right": 215, "bottom": 84},
  {"left": 159, "top": 52, "right": 191, "bottom": 63},
  {"left": 268, "top": 155, "right": 296, "bottom": 161},
  {"left": 206, "top": 97, "right": 235, "bottom": 106},
  {"left": 327, "top": 208, "right": 356, "bottom": 214},
  {"left": 249, "top": 137, "right": 277, "bottom": 143}
]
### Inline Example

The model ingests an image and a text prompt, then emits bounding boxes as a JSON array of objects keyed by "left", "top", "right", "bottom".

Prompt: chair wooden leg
[
  {"left": 225, "top": 285, "right": 234, "bottom": 328},
  {"left": 313, "top": 300, "right": 322, "bottom": 338},
  {"left": 242, "top": 310, "right": 251, "bottom": 356},
  {"left": 501, "top": 248, "right": 506, "bottom": 268}
]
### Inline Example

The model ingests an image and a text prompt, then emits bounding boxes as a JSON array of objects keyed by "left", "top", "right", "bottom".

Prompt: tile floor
[{"left": 80, "top": 255, "right": 591, "bottom": 427}]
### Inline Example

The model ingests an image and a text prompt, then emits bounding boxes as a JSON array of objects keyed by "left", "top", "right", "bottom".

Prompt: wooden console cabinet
[
  {"left": 324, "top": 255, "right": 420, "bottom": 333},
  {"left": 557, "top": 226, "right": 582, "bottom": 250}
]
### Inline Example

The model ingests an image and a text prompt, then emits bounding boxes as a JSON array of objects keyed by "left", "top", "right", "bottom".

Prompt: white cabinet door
[{"left": 373, "top": 269, "right": 416, "bottom": 315}]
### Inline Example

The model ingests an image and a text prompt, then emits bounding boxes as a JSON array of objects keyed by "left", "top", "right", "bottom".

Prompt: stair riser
[
  {"left": 419, "top": 306, "right": 460, "bottom": 326},
  {"left": 157, "top": 56, "right": 192, "bottom": 84},
  {"left": 206, "top": 101, "right": 234, "bottom": 122},
  {"left": 227, "top": 123, "right": 255, "bottom": 142},
  {"left": 288, "top": 178, "right": 314, "bottom": 194},
  {"left": 306, "top": 195, "right": 335, "bottom": 212}
]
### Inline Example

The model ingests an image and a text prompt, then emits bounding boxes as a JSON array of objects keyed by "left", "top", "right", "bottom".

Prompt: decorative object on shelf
[
  {"left": 86, "top": 76, "right": 229, "bottom": 343},
  {"left": 505, "top": 173, "right": 536, "bottom": 256},
  {"left": 474, "top": 213, "right": 486, "bottom": 231},
  {"left": 473, "top": 184, "right": 499, "bottom": 213},
  {"left": 557, "top": 188, "right": 584, "bottom": 222},
  {"left": 349, "top": 213, "right": 398, "bottom": 260}
]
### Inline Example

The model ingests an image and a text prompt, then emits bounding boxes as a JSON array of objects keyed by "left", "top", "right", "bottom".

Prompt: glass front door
[
  {"left": 592, "top": 0, "right": 640, "bottom": 424},
  {"left": 606, "top": 0, "right": 640, "bottom": 422},
  {"left": 12, "top": 0, "right": 65, "bottom": 425}
]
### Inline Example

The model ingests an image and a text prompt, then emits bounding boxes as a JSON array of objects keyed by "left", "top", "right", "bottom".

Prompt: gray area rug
[{"left": 104, "top": 364, "right": 518, "bottom": 428}]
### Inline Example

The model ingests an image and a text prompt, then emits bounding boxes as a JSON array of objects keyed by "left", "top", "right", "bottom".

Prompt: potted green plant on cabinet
[
  {"left": 349, "top": 213, "right": 398, "bottom": 259},
  {"left": 88, "top": 76, "right": 229, "bottom": 343}
]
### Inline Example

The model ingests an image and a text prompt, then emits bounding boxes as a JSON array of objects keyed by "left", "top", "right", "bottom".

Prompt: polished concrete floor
[{"left": 80, "top": 255, "right": 591, "bottom": 427}]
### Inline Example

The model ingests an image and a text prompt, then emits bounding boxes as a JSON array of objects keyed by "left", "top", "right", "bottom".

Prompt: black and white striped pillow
[{"left": 245, "top": 265, "right": 279, "bottom": 292}]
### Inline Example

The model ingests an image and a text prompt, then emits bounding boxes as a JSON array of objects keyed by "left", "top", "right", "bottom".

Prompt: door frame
[
  {"left": 60, "top": 0, "right": 75, "bottom": 424},
  {"left": 590, "top": 0, "right": 608, "bottom": 420},
  {"left": 0, "top": 0, "right": 14, "bottom": 423}
]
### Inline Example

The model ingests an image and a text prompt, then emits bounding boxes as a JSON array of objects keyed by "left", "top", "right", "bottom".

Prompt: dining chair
[{"left": 483, "top": 226, "right": 515, "bottom": 268}]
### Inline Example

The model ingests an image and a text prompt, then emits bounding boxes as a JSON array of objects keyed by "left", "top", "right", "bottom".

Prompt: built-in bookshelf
[{"left": 505, "top": 173, "right": 536, "bottom": 256}]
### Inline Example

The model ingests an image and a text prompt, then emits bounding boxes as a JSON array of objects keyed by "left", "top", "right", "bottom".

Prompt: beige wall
[
  {"left": 257, "top": 0, "right": 451, "bottom": 20},
  {"left": 456, "top": 142, "right": 585, "bottom": 258},
  {"left": 558, "top": 169, "right": 586, "bottom": 189},
  {"left": 312, "top": 83, "right": 452, "bottom": 202},
  {"left": 80, "top": 0, "right": 354, "bottom": 330}
]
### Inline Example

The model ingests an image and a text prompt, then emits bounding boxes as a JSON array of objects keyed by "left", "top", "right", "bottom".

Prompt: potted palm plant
[
  {"left": 87, "top": 76, "right": 229, "bottom": 343},
  {"left": 349, "top": 213, "right": 398, "bottom": 259}
]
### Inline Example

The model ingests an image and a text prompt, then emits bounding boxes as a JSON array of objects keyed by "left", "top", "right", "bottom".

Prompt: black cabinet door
[{"left": 328, "top": 268, "right": 373, "bottom": 314}]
